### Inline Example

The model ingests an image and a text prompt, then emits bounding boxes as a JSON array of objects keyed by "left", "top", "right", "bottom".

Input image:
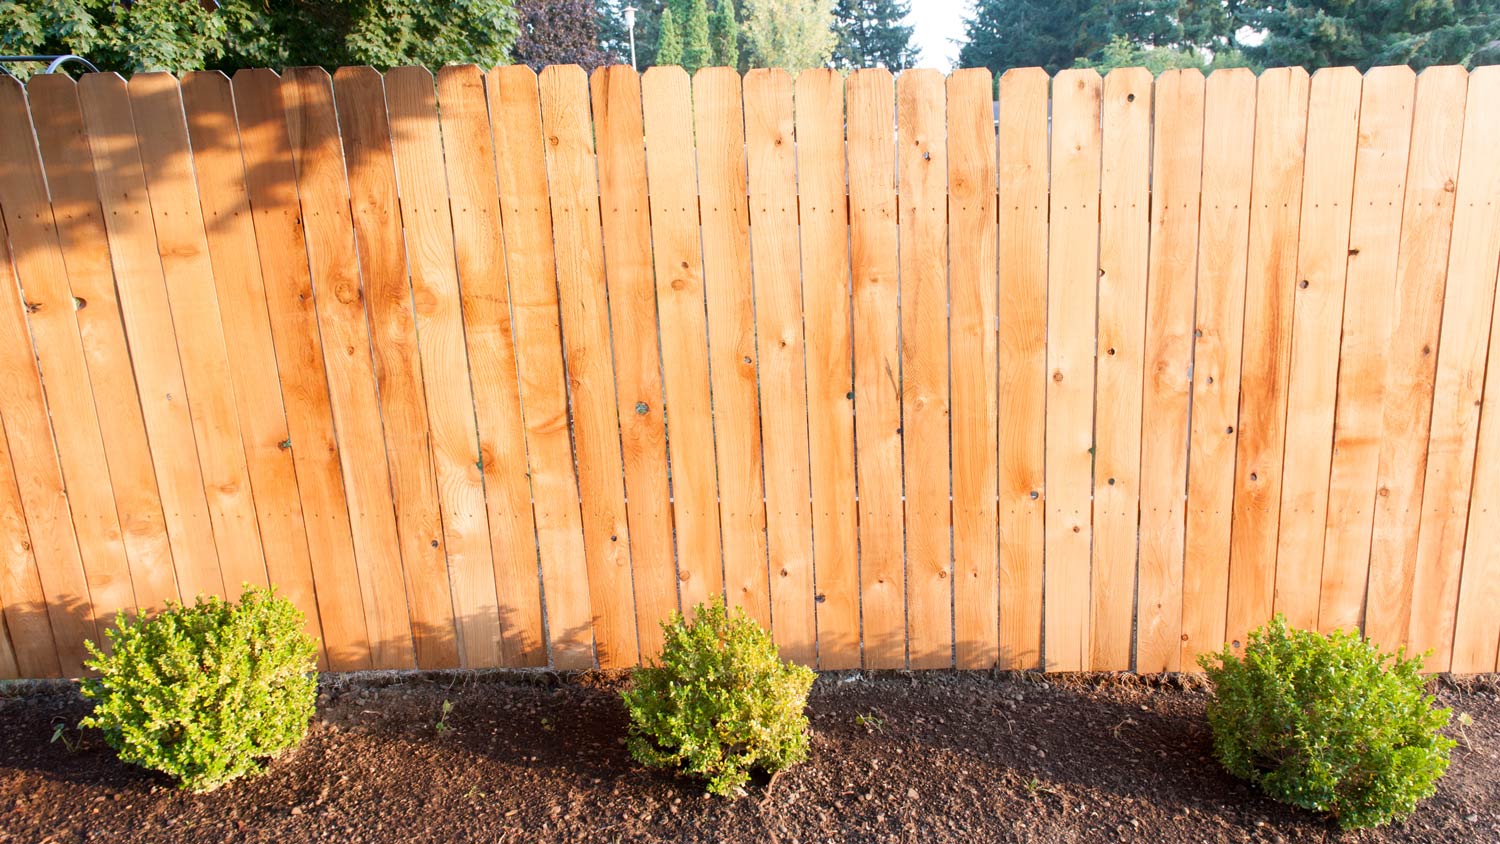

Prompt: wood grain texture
[
  {"left": 387, "top": 66, "right": 508, "bottom": 669},
  {"left": 332, "top": 66, "right": 461, "bottom": 670},
  {"left": 1180, "top": 69, "right": 1255, "bottom": 668},
  {"left": 847, "top": 69, "right": 905, "bottom": 668},
  {"left": 486, "top": 65, "right": 595, "bottom": 669},
  {"left": 744, "top": 69, "right": 816, "bottom": 664},
  {"left": 25, "top": 75, "right": 177, "bottom": 615},
  {"left": 1272, "top": 68, "right": 1362, "bottom": 632},
  {"left": 1225, "top": 67, "right": 1310, "bottom": 653},
  {"left": 1091, "top": 68, "right": 1152, "bottom": 671},
  {"left": 694, "top": 68, "right": 771, "bottom": 629},
  {"left": 947, "top": 68, "right": 1000, "bottom": 670},
  {"left": 639, "top": 67, "right": 725, "bottom": 614},
  {"left": 179, "top": 70, "right": 326, "bottom": 663},
  {"left": 1316, "top": 67, "right": 1415, "bottom": 634},
  {"left": 538, "top": 64, "right": 640, "bottom": 669},
  {"left": 2, "top": 78, "right": 139, "bottom": 636},
  {"left": 1137, "top": 69, "right": 1205, "bottom": 673},
  {"left": 0, "top": 227, "right": 69, "bottom": 677},
  {"left": 1043, "top": 69, "right": 1102, "bottom": 672},
  {"left": 590, "top": 65, "right": 678, "bottom": 661},
  {"left": 1451, "top": 69, "right": 1500, "bottom": 671},
  {"left": 996, "top": 68, "right": 1049, "bottom": 670},
  {"left": 434, "top": 65, "right": 547, "bottom": 666},
  {"left": 283, "top": 67, "right": 414, "bottom": 669},
  {"left": 794, "top": 69, "right": 858, "bottom": 669},
  {"left": 127, "top": 73, "right": 269, "bottom": 596},
  {"left": 231, "top": 68, "right": 371, "bottom": 671},
  {"left": 1363, "top": 67, "right": 1467, "bottom": 653},
  {"left": 1408, "top": 66, "right": 1500, "bottom": 668}
]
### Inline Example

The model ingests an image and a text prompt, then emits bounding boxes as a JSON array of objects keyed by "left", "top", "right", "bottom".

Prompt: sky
[{"left": 907, "top": 0, "right": 969, "bottom": 70}]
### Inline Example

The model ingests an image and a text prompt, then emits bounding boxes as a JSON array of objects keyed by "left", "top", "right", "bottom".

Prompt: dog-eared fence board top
[{"left": 2, "top": 64, "right": 1499, "bottom": 678}]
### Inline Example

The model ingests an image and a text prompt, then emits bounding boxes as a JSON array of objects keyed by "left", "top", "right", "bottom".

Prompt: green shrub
[
  {"left": 622, "top": 603, "right": 816, "bottom": 796},
  {"left": 1198, "top": 615, "right": 1455, "bottom": 829},
  {"left": 80, "top": 587, "right": 318, "bottom": 792}
]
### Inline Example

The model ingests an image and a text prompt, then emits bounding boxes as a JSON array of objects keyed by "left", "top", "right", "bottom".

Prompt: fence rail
[{"left": 0, "top": 63, "right": 1497, "bottom": 678}]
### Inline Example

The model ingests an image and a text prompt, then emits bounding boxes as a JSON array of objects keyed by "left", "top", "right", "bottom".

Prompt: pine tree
[
  {"left": 831, "top": 0, "right": 917, "bottom": 69},
  {"left": 709, "top": 0, "right": 740, "bottom": 68},
  {"left": 682, "top": 0, "right": 713, "bottom": 71},
  {"left": 655, "top": 6, "right": 685, "bottom": 66}
]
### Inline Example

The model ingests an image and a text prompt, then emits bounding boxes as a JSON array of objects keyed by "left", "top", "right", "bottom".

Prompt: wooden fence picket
[
  {"left": 1091, "top": 68, "right": 1152, "bottom": 670},
  {"left": 1180, "top": 69, "right": 1255, "bottom": 668},
  {"left": 332, "top": 66, "right": 461, "bottom": 670},
  {"left": 1363, "top": 67, "right": 1468, "bottom": 652},
  {"left": 846, "top": 68, "right": 905, "bottom": 668}
]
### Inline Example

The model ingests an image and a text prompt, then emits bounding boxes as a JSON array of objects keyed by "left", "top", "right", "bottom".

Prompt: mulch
[{"left": 1, "top": 669, "right": 1496, "bottom": 843}]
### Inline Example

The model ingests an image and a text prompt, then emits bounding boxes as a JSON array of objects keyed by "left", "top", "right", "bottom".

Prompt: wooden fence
[{"left": 0, "top": 63, "right": 1497, "bottom": 679}]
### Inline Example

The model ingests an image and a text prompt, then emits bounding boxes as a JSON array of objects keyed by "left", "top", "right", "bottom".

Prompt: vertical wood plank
[
  {"left": 1225, "top": 68, "right": 1310, "bottom": 652},
  {"left": 538, "top": 64, "right": 641, "bottom": 669},
  {"left": 387, "top": 66, "right": 508, "bottom": 668},
  {"left": 898, "top": 69, "right": 951, "bottom": 669},
  {"left": 231, "top": 68, "right": 372, "bottom": 671},
  {"left": 1316, "top": 67, "right": 1416, "bottom": 633},
  {"left": 1180, "top": 69, "right": 1256, "bottom": 667},
  {"left": 179, "top": 70, "right": 326, "bottom": 663},
  {"left": 694, "top": 68, "right": 771, "bottom": 628},
  {"left": 79, "top": 72, "right": 228, "bottom": 607},
  {"left": 1137, "top": 69, "right": 1205, "bottom": 673},
  {"left": 847, "top": 68, "right": 905, "bottom": 668},
  {"left": 127, "top": 72, "right": 269, "bottom": 595},
  {"left": 332, "top": 66, "right": 461, "bottom": 669},
  {"left": 1043, "top": 69, "right": 1102, "bottom": 672},
  {"left": 434, "top": 65, "right": 547, "bottom": 666},
  {"left": 283, "top": 67, "right": 414, "bottom": 669},
  {"left": 996, "top": 68, "right": 1049, "bottom": 670},
  {"left": 744, "top": 69, "right": 816, "bottom": 664},
  {"left": 639, "top": 67, "right": 725, "bottom": 614},
  {"left": 1363, "top": 67, "right": 1467, "bottom": 652},
  {"left": 795, "top": 69, "right": 858, "bottom": 669},
  {"left": 0, "top": 232, "right": 67, "bottom": 677},
  {"left": 590, "top": 65, "right": 679, "bottom": 660},
  {"left": 1408, "top": 65, "right": 1500, "bottom": 668},
  {"left": 1273, "top": 67, "right": 1363, "bottom": 631},
  {"left": 947, "top": 67, "right": 999, "bottom": 669},
  {"left": 1091, "top": 68, "right": 1152, "bottom": 671},
  {"left": 487, "top": 65, "right": 595, "bottom": 668},
  {"left": 25, "top": 75, "right": 178, "bottom": 614},
  {"left": 0, "top": 78, "right": 138, "bottom": 636}
]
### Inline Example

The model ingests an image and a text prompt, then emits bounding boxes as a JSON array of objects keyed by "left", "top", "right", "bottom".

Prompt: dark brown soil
[{"left": 1, "top": 670, "right": 1495, "bottom": 843}]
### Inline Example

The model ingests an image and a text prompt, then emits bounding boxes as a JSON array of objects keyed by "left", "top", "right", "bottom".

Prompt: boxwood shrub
[
  {"left": 1199, "top": 615, "right": 1455, "bottom": 829},
  {"left": 622, "top": 603, "right": 815, "bottom": 796},
  {"left": 80, "top": 587, "right": 318, "bottom": 792}
]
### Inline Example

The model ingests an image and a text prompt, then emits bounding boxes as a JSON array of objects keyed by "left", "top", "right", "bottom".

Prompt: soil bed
[{"left": 2, "top": 670, "right": 1496, "bottom": 843}]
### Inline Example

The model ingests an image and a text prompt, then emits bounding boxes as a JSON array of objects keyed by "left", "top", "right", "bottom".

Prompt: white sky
[{"left": 906, "top": 0, "right": 970, "bottom": 70}]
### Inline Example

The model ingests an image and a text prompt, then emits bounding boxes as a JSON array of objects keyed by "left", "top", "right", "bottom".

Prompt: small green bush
[
  {"left": 1199, "top": 615, "right": 1455, "bottom": 829},
  {"left": 622, "top": 603, "right": 816, "bottom": 796},
  {"left": 80, "top": 587, "right": 318, "bottom": 792}
]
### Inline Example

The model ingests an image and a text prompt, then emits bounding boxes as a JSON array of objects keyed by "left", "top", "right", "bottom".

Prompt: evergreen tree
[
  {"left": 710, "top": 0, "right": 741, "bottom": 68},
  {"left": 743, "top": 0, "right": 837, "bottom": 71},
  {"left": 656, "top": 6, "right": 685, "bottom": 66},
  {"left": 958, "top": 0, "right": 1104, "bottom": 73},
  {"left": 682, "top": 0, "right": 713, "bottom": 71},
  {"left": 1236, "top": 0, "right": 1500, "bottom": 70},
  {"left": 831, "top": 0, "right": 918, "bottom": 69}
]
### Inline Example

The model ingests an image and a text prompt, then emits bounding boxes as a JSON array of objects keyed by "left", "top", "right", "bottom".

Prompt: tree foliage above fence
[{"left": 0, "top": 0, "right": 520, "bottom": 76}]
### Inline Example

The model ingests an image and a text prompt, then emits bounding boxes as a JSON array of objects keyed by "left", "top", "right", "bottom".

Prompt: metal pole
[{"left": 624, "top": 6, "right": 638, "bottom": 70}]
